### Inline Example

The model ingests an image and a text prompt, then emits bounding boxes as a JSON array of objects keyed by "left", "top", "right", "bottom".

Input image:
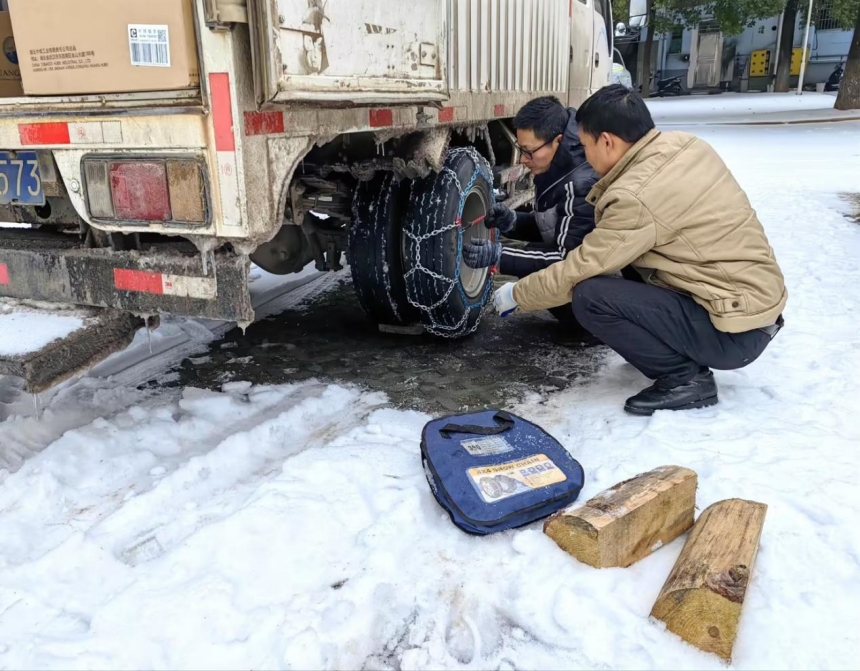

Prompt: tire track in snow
[{"left": 0, "top": 271, "right": 341, "bottom": 476}]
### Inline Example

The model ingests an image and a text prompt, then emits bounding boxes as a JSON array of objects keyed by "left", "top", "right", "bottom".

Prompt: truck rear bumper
[{"left": 0, "top": 233, "right": 253, "bottom": 323}]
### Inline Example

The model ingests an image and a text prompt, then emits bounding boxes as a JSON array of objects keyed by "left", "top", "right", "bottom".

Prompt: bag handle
[{"left": 439, "top": 411, "right": 515, "bottom": 439}]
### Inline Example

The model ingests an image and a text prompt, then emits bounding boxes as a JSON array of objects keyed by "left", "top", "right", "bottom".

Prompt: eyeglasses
[{"left": 516, "top": 138, "right": 553, "bottom": 160}]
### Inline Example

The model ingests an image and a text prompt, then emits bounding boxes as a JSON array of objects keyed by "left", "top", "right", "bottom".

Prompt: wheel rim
[{"left": 460, "top": 190, "right": 490, "bottom": 299}]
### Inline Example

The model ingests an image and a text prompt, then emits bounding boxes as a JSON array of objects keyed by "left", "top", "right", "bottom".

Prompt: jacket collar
[{"left": 587, "top": 128, "right": 661, "bottom": 204}]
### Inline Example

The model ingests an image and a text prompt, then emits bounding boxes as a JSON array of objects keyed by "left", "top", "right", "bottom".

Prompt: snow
[
  {"left": 647, "top": 91, "right": 860, "bottom": 126},
  {"left": 0, "top": 306, "right": 84, "bottom": 357},
  {"left": 1, "top": 115, "right": 860, "bottom": 669}
]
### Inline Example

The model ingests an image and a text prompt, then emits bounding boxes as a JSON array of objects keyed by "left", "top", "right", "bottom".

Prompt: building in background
[{"left": 622, "top": 0, "right": 853, "bottom": 92}]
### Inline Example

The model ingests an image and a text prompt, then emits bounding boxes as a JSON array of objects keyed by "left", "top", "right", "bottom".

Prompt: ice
[
  {"left": 0, "top": 113, "right": 859, "bottom": 669},
  {"left": 0, "top": 311, "right": 84, "bottom": 356}
]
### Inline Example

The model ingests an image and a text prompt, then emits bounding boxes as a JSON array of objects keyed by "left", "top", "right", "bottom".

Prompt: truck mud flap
[
  {"left": 0, "top": 306, "right": 145, "bottom": 393},
  {"left": 0, "top": 235, "right": 254, "bottom": 323}
]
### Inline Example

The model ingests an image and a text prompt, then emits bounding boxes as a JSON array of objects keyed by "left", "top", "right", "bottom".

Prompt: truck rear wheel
[
  {"left": 402, "top": 148, "right": 494, "bottom": 338},
  {"left": 348, "top": 173, "right": 418, "bottom": 326}
]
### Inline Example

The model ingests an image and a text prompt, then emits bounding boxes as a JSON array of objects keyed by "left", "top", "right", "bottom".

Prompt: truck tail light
[
  {"left": 166, "top": 160, "right": 205, "bottom": 223},
  {"left": 111, "top": 162, "right": 171, "bottom": 221},
  {"left": 83, "top": 157, "right": 207, "bottom": 225},
  {"left": 83, "top": 161, "right": 114, "bottom": 218}
]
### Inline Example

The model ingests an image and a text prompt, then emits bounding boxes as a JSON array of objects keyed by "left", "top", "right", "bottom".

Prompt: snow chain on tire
[
  {"left": 349, "top": 173, "right": 418, "bottom": 326},
  {"left": 402, "top": 147, "right": 495, "bottom": 338}
]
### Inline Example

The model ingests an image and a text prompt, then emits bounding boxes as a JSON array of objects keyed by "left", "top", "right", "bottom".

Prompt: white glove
[{"left": 493, "top": 282, "right": 519, "bottom": 317}]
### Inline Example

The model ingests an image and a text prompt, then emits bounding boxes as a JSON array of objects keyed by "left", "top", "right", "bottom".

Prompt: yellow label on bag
[{"left": 467, "top": 454, "right": 566, "bottom": 503}]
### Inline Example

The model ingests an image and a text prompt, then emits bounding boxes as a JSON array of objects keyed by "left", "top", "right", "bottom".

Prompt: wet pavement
[{"left": 170, "top": 276, "right": 607, "bottom": 414}]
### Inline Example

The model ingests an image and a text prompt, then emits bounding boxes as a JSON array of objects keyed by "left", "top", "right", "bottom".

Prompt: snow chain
[{"left": 403, "top": 147, "right": 495, "bottom": 338}]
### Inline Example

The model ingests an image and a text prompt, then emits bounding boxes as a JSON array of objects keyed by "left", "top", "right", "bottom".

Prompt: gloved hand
[
  {"left": 485, "top": 204, "right": 517, "bottom": 233},
  {"left": 494, "top": 282, "right": 519, "bottom": 317},
  {"left": 463, "top": 238, "right": 502, "bottom": 269}
]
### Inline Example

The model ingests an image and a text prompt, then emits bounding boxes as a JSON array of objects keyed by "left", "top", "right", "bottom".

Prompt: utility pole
[{"left": 796, "top": 0, "right": 815, "bottom": 94}]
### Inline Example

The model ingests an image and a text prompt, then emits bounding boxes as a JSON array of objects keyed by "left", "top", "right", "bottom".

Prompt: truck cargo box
[{"left": 250, "top": 0, "right": 447, "bottom": 104}]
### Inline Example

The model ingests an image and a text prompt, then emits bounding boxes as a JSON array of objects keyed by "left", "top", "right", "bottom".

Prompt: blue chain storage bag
[{"left": 421, "top": 409, "right": 585, "bottom": 535}]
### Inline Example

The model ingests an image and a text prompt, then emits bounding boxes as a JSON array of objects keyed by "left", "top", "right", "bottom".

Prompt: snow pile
[
  {"left": 0, "top": 121, "right": 859, "bottom": 669},
  {"left": 0, "top": 305, "right": 84, "bottom": 357}
]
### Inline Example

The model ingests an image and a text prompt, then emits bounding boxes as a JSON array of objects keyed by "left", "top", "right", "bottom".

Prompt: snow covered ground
[
  {"left": 647, "top": 91, "right": 860, "bottom": 125},
  {"left": 0, "top": 306, "right": 84, "bottom": 357},
  {"left": 1, "top": 118, "right": 859, "bottom": 670}
]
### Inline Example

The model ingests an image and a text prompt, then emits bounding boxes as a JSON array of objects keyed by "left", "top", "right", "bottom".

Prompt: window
[
  {"left": 816, "top": 1, "right": 844, "bottom": 31},
  {"left": 668, "top": 25, "right": 683, "bottom": 54},
  {"left": 593, "top": 0, "right": 614, "bottom": 53}
]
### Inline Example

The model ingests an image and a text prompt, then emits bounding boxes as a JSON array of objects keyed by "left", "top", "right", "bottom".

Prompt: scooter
[
  {"left": 655, "top": 74, "right": 684, "bottom": 97},
  {"left": 639, "top": 71, "right": 685, "bottom": 97},
  {"left": 824, "top": 63, "right": 844, "bottom": 92}
]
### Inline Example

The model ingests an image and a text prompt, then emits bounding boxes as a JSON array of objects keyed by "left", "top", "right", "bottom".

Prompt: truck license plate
[{"left": 0, "top": 151, "right": 45, "bottom": 206}]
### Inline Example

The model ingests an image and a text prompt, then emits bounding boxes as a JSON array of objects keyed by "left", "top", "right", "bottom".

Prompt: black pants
[
  {"left": 548, "top": 266, "right": 650, "bottom": 335},
  {"left": 572, "top": 276, "right": 775, "bottom": 386}
]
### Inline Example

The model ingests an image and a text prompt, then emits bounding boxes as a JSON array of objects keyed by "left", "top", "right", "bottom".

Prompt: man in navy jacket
[{"left": 464, "top": 96, "right": 600, "bottom": 342}]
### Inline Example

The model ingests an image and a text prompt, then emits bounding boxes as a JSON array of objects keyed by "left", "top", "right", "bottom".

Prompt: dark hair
[
  {"left": 575, "top": 84, "right": 655, "bottom": 144},
  {"left": 513, "top": 96, "right": 569, "bottom": 142}
]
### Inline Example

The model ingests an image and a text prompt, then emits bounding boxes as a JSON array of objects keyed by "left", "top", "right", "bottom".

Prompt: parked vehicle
[
  {"left": 654, "top": 74, "right": 684, "bottom": 97},
  {"left": 825, "top": 63, "right": 844, "bottom": 92},
  {"left": 612, "top": 48, "right": 634, "bottom": 90},
  {"left": 0, "top": 0, "right": 613, "bottom": 380}
]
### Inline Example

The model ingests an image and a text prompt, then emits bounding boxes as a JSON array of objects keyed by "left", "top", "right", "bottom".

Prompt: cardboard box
[
  {"left": 0, "top": 11, "right": 23, "bottom": 97},
  {"left": 8, "top": 0, "right": 198, "bottom": 96}
]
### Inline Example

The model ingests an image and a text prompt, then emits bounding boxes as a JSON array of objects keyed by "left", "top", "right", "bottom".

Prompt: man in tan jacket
[{"left": 492, "top": 85, "right": 787, "bottom": 415}]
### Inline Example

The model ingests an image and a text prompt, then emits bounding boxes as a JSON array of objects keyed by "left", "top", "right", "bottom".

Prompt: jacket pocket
[{"left": 646, "top": 273, "right": 689, "bottom": 296}]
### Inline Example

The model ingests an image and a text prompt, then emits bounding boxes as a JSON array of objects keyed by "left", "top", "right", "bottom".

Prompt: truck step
[{"left": 0, "top": 301, "right": 147, "bottom": 393}]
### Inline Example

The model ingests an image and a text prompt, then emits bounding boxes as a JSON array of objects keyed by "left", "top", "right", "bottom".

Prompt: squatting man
[{"left": 468, "top": 85, "right": 787, "bottom": 415}]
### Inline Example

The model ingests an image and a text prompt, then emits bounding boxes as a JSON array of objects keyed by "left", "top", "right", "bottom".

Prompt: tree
[
  {"left": 774, "top": 0, "right": 799, "bottom": 92},
  {"left": 641, "top": 1, "right": 659, "bottom": 97},
  {"left": 657, "top": 0, "right": 787, "bottom": 35},
  {"left": 835, "top": 2, "right": 860, "bottom": 109},
  {"left": 774, "top": 0, "right": 859, "bottom": 98},
  {"left": 612, "top": 0, "right": 630, "bottom": 24}
]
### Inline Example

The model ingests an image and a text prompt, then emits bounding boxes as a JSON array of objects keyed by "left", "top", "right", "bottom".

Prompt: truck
[{"left": 0, "top": 0, "right": 613, "bottom": 389}]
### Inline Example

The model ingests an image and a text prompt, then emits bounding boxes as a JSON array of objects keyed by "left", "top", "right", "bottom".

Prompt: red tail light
[
  {"left": 82, "top": 157, "right": 207, "bottom": 225},
  {"left": 111, "top": 162, "right": 171, "bottom": 221}
]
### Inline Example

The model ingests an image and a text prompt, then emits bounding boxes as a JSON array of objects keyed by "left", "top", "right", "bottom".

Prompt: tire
[
  {"left": 348, "top": 173, "right": 418, "bottom": 326},
  {"left": 403, "top": 147, "right": 495, "bottom": 338},
  {"left": 480, "top": 476, "right": 503, "bottom": 500}
]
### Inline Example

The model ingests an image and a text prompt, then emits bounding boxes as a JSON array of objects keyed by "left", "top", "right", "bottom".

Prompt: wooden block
[
  {"left": 650, "top": 498, "right": 767, "bottom": 662},
  {"left": 543, "top": 465, "right": 697, "bottom": 568}
]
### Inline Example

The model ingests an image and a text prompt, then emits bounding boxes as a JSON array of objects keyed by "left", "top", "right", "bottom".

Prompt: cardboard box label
[
  {"left": 128, "top": 25, "right": 170, "bottom": 68},
  {"left": 0, "top": 10, "right": 23, "bottom": 96},
  {"left": 2, "top": 33, "right": 17, "bottom": 66},
  {"left": 29, "top": 45, "right": 107, "bottom": 75}
]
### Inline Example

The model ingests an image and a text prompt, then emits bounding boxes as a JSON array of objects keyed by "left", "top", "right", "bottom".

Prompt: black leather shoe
[{"left": 624, "top": 370, "right": 718, "bottom": 416}]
